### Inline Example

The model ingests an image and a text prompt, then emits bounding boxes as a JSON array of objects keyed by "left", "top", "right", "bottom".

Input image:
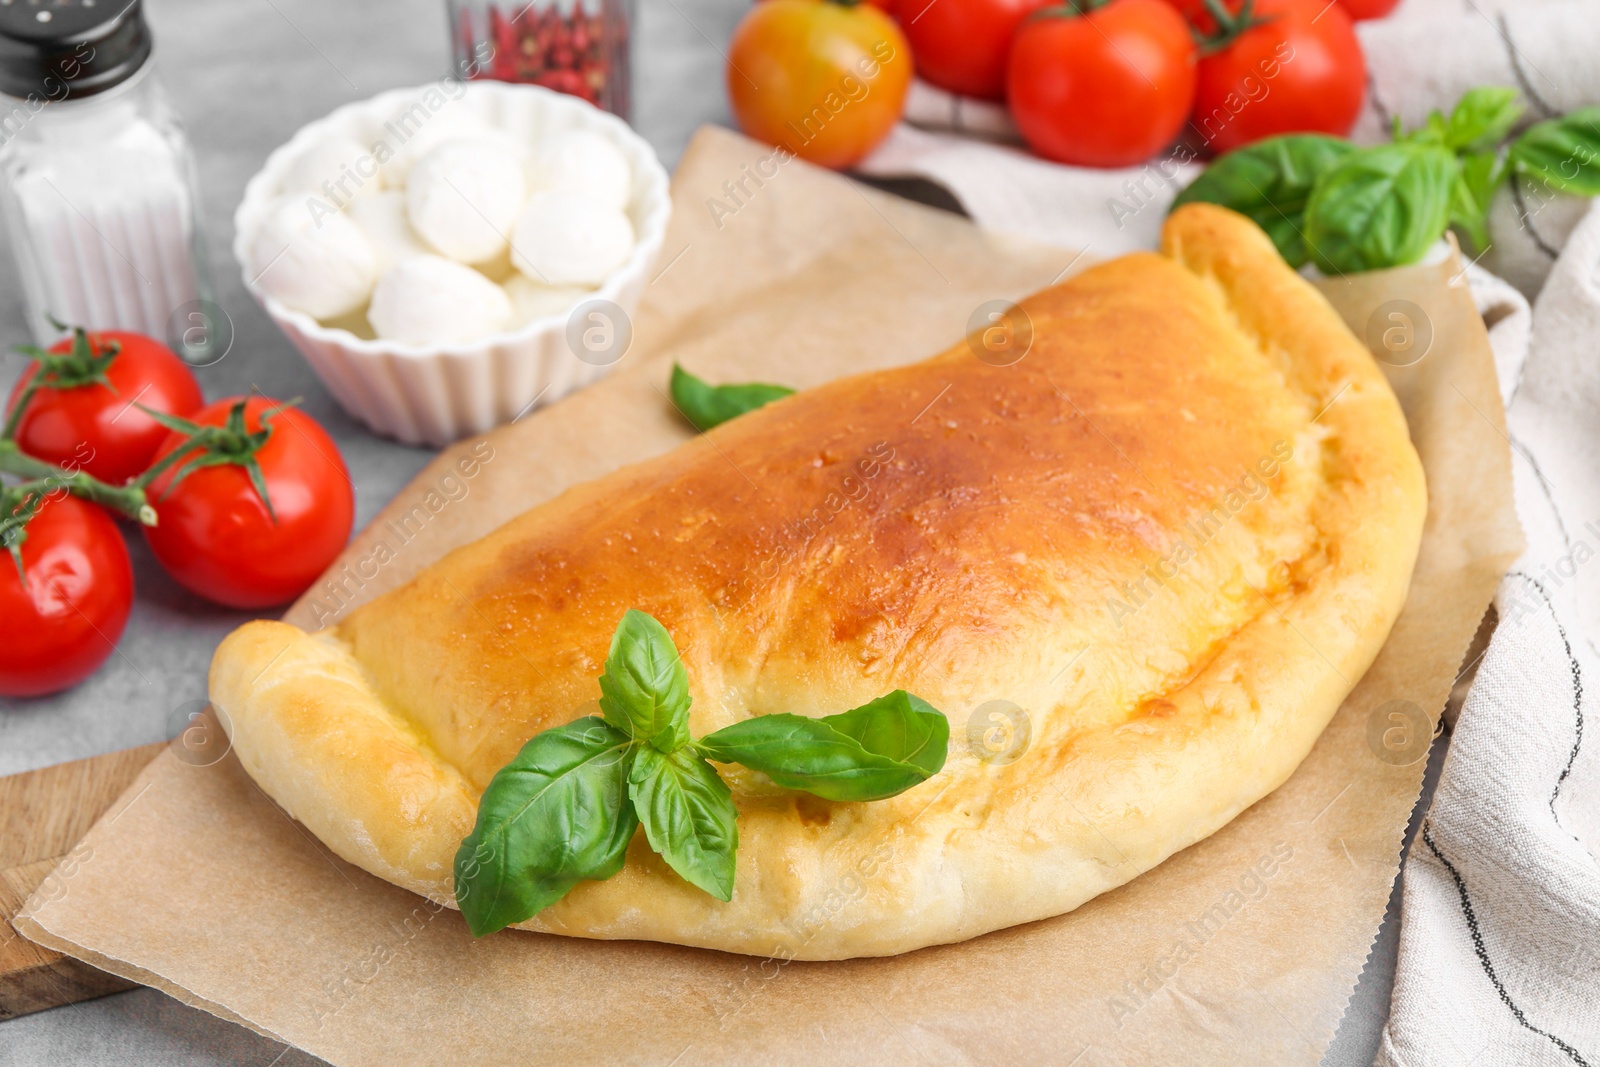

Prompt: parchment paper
[{"left": 17, "top": 127, "right": 1522, "bottom": 1066}]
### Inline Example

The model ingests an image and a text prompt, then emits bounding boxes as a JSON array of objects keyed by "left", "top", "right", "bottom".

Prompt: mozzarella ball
[
  {"left": 526, "top": 129, "right": 632, "bottom": 211},
  {"left": 347, "top": 190, "right": 431, "bottom": 273},
  {"left": 280, "top": 136, "right": 381, "bottom": 207},
  {"left": 503, "top": 274, "right": 592, "bottom": 325},
  {"left": 375, "top": 105, "right": 492, "bottom": 188},
  {"left": 249, "top": 195, "right": 376, "bottom": 320},
  {"left": 406, "top": 137, "right": 527, "bottom": 264},
  {"left": 368, "top": 255, "right": 514, "bottom": 345},
  {"left": 510, "top": 191, "right": 635, "bottom": 287},
  {"left": 474, "top": 128, "right": 536, "bottom": 168}
]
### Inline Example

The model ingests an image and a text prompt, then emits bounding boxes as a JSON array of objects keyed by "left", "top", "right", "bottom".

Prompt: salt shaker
[
  {"left": 448, "top": 0, "right": 635, "bottom": 122},
  {"left": 0, "top": 0, "right": 213, "bottom": 352}
]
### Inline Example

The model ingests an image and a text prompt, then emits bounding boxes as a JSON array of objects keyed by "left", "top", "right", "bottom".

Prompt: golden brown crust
[{"left": 210, "top": 204, "right": 1426, "bottom": 958}]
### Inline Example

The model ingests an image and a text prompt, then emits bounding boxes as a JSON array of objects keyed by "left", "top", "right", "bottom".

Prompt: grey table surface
[{"left": 0, "top": 0, "right": 1436, "bottom": 1062}]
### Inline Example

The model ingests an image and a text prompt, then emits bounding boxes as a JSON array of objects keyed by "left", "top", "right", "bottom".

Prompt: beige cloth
[{"left": 1375, "top": 199, "right": 1600, "bottom": 1067}]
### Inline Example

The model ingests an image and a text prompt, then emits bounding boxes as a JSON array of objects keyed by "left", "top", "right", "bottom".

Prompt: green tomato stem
[
  {"left": 129, "top": 437, "right": 205, "bottom": 491},
  {"left": 0, "top": 376, "right": 38, "bottom": 442},
  {"left": 0, "top": 440, "right": 156, "bottom": 525}
]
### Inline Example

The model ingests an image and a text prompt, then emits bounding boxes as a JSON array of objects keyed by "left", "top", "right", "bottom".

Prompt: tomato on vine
[
  {"left": 1191, "top": 0, "right": 1366, "bottom": 153},
  {"left": 1334, "top": 0, "right": 1399, "bottom": 19},
  {"left": 1154, "top": 0, "right": 1209, "bottom": 21},
  {"left": 897, "top": 0, "right": 1052, "bottom": 101},
  {"left": 4, "top": 328, "right": 203, "bottom": 486},
  {"left": 0, "top": 491, "right": 133, "bottom": 698},
  {"left": 141, "top": 397, "right": 353, "bottom": 609},
  {"left": 1007, "top": 0, "right": 1198, "bottom": 168}
]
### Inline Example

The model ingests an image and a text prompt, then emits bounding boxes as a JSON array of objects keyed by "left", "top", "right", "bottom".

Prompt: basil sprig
[
  {"left": 1302, "top": 143, "right": 1459, "bottom": 274},
  {"left": 1170, "top": 135, "right": 1354, "bottom": 268},
  {"left": 453, "top": 609, "right": 949, "bottom": 936},
  {"left": 1172, "top": 87, "right": 1600, "bottom": 272},
  {"left": 669, "top": 363, "right": 794, "bottom": 432}
]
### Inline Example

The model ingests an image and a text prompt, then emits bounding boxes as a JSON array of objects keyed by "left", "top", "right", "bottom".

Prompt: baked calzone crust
[{"left": 210, "top": 205, "right": 1426, "bottom": 960}]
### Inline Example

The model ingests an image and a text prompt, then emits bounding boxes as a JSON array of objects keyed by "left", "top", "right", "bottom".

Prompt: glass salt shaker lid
[{"left": 0, "top": 0, "right": 150, "bottom": 101}]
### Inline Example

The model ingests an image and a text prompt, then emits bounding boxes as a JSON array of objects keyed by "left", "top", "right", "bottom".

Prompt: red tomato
[
  {"left": 5, "top": 331, "right": 203, "bottom": 487},
  {"left": 142, "top": 397, "right": 353, "bottom": 609},
  {"left": 1193, "top": 0, "right": 1365, "bottom": 153},
  {"left": 898, "top": 0, "right": 1051, "bottom": 101},
  {"left": 1007, "top": 0, "right": 1198, "bottom": 167},
  {"left": 0, "top": 494, "right": 133, "bottom": 697},
  {"left": 1155, "top": 0, "right": 1209, "bottom": 24},
  {"left": 1336, "top": 0, "right": 1400, "bottom": 18}
]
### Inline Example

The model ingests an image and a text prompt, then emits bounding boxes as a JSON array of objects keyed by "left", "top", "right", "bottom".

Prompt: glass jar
[
  {"left": 0, "top": 0, "right": 212, "bottom": 352},
  {"left": 447, "top": 0, "right": 635, "bottom": 122}
]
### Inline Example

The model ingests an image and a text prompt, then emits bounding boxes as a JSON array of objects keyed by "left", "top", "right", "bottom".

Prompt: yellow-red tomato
[{"left": 726, "top": 0, "right": 912, "bottom": 170}]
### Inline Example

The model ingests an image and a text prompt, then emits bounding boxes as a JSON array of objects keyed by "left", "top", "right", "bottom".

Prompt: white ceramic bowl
[{"left": 234, "top": 82, "right": 671, "bottom": 446}]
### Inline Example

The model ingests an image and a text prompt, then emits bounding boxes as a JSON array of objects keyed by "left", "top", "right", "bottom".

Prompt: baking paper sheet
[{"left": 18, "top": 127, "right": 1522, "bottom": 1066}]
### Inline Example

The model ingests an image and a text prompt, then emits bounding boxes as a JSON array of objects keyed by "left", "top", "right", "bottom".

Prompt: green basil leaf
[
  {"left": 1170, "top": 135, "right": 1356, "bottom": 267},
  {"left": 1402, "top": 111, "right": 1449, "bottom": 148},
  {"left": 1449, "top": 150, "right": 1503, "bottom": 253},
  {"left": 628, "top": 745, "right": 738, "bottom": 900},
  {"left": 815, "top": 690, "right": 949, "bottom": 778},
  {"left": 1303, "top": 143, "right": 1460, "bottom": 274},
  {"left": 698, "top": 716, "right": 925, "bottom": 802},
  {"left": 454, "top": 717, "right": 637, "bottom": 937},
  {"left": 1510, "top": 107, "right": 1600, "bottom": 195},
  {"left": 1443, "top": 87, "right": 1523, "bottom": 153},
  {"left": 669, "top": 364, "right": 794, "bottom": 433},
  {"left": 697, "top": 691, "right": 949, "bottom": 803},
  {"left": 598, "top": 609, "right": 691, "bottom": 753}
]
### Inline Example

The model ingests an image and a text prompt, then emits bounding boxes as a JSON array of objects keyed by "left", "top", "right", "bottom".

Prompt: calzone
[{"left": 210, "top": 204, "right": 1427, "bottom": 959}]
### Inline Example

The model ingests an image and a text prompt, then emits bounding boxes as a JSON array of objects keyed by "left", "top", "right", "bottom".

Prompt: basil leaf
[
  {"left": 1401, "top": 110, "right": 1449, "bottom": 149},
  {"left": 1449, "top": 150, "right": 1503, "bottom": 253},
  {"left": 697, "top": 691, "right": 949, "bottom": 803},
  {"left": 669, "top": 364, "right": 794, "bottom": 433},
  {"left": 1510, "top": 107, "right": 1600, "bottom": 195},
  {"left": 698, "top": 717, "right": 925, "bottom": 802},
  {"left": 598, "top": 609, "right": 691, "bottom": 753},
  {"left": 1303, "top": 143, "right": 1459, "bottom": 274},
  {"left": 1171, "top": 135, "right": 1356, "bottom": 267},
  {"left": 628, "top": 745, "right": 738, "bottom": 900},
  {"left": 815, "top": 690, "right": 949, "bottom": 778},
  {"left": 1443, "top": 87, "right": 1523, "bottom": 153},
  {"left": 454, "top": 717, "right": 637, "bottom": 937}
]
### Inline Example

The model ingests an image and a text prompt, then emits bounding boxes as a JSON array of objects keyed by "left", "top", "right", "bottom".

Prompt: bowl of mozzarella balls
[{"left": 233, "top": 81, "right": 671, "bottom": 446}]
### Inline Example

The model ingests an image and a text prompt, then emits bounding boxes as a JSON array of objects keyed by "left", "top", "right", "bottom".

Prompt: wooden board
[{"left": 0, "top": 742, "right": 165, "bottom": 1020}]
